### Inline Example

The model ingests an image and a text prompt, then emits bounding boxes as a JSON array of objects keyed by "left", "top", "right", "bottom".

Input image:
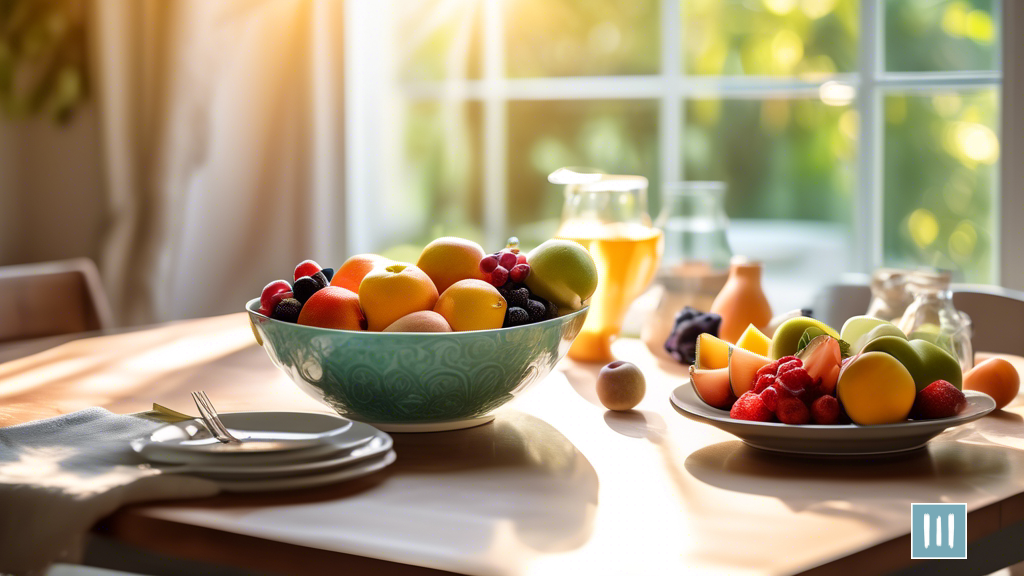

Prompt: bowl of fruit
[
  {"left": 669, "top": 314, "right": 997, "bottom": 456},
  {"left": 248, "top": 236, "right": 595, "bottom": 432}
]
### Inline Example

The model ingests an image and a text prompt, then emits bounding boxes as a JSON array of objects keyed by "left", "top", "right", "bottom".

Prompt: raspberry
[
  {"left": 759, "top": 386, "right": 779, "bottom": 412},
  {"left": 778, "top": 355, "right": 800, "bottom": 364},
  {"left": 777, "top": 358, "right": 804, "bottom": 375},
  {"left": 755, "top": 360, "right": 781, "bottom": 379},
  {"left": 776, "top": 396, "right": 811, "bottom": 425},
  {"left": 730, "top": 392, "right": 774, "bottom": 422},
  {"left": 489, "top": 266, "right": 509, "bottom": 287},
  {"left": 777, "top": 368, "right": 813, "bottom": 396},
  {"left": 913, "top": 380, "right": 967, "bottom": 420},
  {"left": 516, "top": 253, "right": 528, "bottom": 265},
  {"left": 271, "top": 298, "right": 302, "bottom": 323},
  {"left": 506, "top": 287, "right": 530, "bottom": 308},
  {"left": 752, "top": 373, "right": 776, "bottom": 394},
  {"left": 810, "top": 395, "right": 840, "bottom": 424},
  {"left": 260, "top": 280, "right": 292, "bottom": 312},
  {"left": 497, "top": 250, "right": 517, "bottom": 270},
  {"left": 480, "top": 255, "right": 499, "bottom": 274},
  {"left": 510, "top": 263, "right": 531, "bottom": 283},
  {"left": 293, "top": 259, "right": 321, "bottom": 282},
  {"left": 525, "top": 299, "right": 546, "bottom": 322},
  {"left": 504, "top": 306, "right": 529, "bottom": 327}
]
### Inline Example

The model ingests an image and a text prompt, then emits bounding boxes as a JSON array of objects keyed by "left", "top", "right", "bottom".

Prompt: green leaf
[{"left": 838, "top": 339, "right": 852, "bottom": 359}]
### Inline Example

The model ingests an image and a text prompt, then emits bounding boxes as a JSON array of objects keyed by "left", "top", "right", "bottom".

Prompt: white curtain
[{"left": 89, "top": 0, "right": 345, "bottom": 324}]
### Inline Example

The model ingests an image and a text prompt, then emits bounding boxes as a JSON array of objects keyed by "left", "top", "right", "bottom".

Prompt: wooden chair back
[{"left": 0, "top": 258, "right": 113, "bottom": 343}]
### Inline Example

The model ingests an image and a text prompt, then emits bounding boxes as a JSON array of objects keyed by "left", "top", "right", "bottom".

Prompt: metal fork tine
[
  {"left": 191, "top": 391, "right": 231, "bottom": 443},
  {"left": 196, "top": 390, "right": 239, "bottom": 443}
]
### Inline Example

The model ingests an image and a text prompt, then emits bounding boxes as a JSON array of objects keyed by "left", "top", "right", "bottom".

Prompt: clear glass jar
[
  {"left": 641, "top": 182, "right": 732, "bottom": 359},
  {"left": 549, "top": 167, "right": 663, "bottom": 363},
  {"left": 866, "top": 268, "right": 915, "bottom": 322},
  {"left": 897, "top": 270, "right": 973, "bottom": 371}
]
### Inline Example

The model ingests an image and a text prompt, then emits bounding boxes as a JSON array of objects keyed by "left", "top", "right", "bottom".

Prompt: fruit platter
[
  {"left": 247, "top": 236, "right": 597, "bottom": 432},
  {"left": 670, "top": 313, "right": 998, "bottom": 456}
]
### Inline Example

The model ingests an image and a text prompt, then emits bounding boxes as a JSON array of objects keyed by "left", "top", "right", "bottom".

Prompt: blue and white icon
[{"left": 912, "top": 503, "right": 967, "bottom": 559}]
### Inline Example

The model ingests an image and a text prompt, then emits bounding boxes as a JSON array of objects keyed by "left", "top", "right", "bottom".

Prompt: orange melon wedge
[
  {"left": 728, "top": 347, "right": 773, "bottom": 397},
  {"left": 695, "top": 333, "right": 732, "bottom": 370},
  {"left": 690, "top": 365, "right": 734, "bottom": 409}
]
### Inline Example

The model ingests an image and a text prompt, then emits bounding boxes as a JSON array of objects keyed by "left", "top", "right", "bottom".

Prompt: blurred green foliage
[
  {"left": 0, "top": 0, "right": 87, "bottom": 123},
  {"left": 397, "top": 0, "right": 1000, "bottom": 281}
]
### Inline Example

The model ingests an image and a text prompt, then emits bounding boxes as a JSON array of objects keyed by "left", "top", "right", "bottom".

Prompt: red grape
[
  {"left": 497, "top": 250, "right": 517, "bottom": 270},
  {"left": 260, "top": 280, "right": 292, "bottom": 311},
  {"left": 293, "top": 259, "right": 321, "bottom": 281},
  {"left": 479, "top": 255, "right": 499, "bottom": 273},
  {"left": 509, "top": 263, "right": 530, "bottom": 283},
  {"left": 516, "top": 253, "right": 528, "bottom": 265},
  {"left": 489, "top": 266, "right": 509, "bottom": 287}
]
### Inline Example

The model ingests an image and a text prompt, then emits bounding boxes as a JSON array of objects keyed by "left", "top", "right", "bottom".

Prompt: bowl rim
[{"left": 246, "top": 297, "right": 589, "bottom": 336}]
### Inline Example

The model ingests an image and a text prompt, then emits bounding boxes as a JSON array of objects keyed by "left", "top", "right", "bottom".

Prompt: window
[{"left": 345, "top": 0, "right": 1008, "bottom": 309}]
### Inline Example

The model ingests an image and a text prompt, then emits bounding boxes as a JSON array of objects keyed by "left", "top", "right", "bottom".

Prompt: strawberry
[
  {"left": 776, "top": 395, "right": 811, "bottom": 425},
  {"left": 810, "top": 395, "right": 840, "bottom": 424},
  {"left": 913, "top": 380, "right": 967, "bottom": 420},
  {"left": 753, "top": 373, "right": 776, "bottom": 394},
  {"left": 730, "top": 392, "right": 774, "bottom": 422},
  {"left": 759, "top": 386, "right": 779, "bottom": 412},
  {"left": 777, "top": 367, "right": 813, "bottom": 396}
]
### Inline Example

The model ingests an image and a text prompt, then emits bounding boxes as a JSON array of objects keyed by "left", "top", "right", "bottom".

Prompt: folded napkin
[{"left": 0, "top": 408, "right": 220, "bottom": 575}]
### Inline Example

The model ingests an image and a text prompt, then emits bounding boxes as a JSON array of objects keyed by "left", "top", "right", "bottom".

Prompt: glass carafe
[
  {"left": 641, "top": 182, "right": 732, "bottom": 359},
  {"left": 866, "top": 268, "right": 915, "bottom": 322},
  {"left": 897, "top": 270, "right": 973, "bottom": 371},
  {"left": 550, "top": 167, "right": 663, "bottom": 363}
]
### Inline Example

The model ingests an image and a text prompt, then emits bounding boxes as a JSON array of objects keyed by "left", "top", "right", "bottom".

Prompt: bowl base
[{"left": 361, "top": 414, "right": 496, "bottom": 433}]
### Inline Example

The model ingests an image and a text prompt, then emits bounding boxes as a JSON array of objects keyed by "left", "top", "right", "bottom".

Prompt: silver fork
[{"left": 191, "top": 391, "right": 239, "bottom": 443}]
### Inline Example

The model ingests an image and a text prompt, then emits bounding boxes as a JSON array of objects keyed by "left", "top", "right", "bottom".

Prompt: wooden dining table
[{"left": 2, "top": 312, "right": 1024, "bottom": 575}]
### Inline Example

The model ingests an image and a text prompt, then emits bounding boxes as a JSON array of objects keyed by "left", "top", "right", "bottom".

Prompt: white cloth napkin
[{"left": 0, "top": 408, "right": 220, "bottom": 575}]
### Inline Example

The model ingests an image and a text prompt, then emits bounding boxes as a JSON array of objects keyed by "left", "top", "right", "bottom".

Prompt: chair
[
  {"left": 0, "top": 258, "right": 113, "bottom": 343},
  {"left": 812, "top": 281, "right": 1024, "bottom": 357}
]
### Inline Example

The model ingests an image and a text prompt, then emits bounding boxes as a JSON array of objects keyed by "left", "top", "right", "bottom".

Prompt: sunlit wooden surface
[{"left": 2, "top": 313, "right": 1024, "bottom": 575}]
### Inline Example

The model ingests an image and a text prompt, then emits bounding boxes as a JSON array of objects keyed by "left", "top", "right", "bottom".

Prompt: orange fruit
[
  {"left": 297, "top": 287, "right": 366, "bottom": 330},
  {"left": 964, "top": 357, "right": 1020, "bottom": 410},
  {"left": 358, "top": 263, "right": 439, "bottom": 331},
  {"left": 415, "top": 237, "right": 488, "bottom": 295},
  {"left": 434, "top": 279, "right": 506, "bottom": 332},
  {"left": 332, "top": 254, "right": 391, "bottom": 293}
]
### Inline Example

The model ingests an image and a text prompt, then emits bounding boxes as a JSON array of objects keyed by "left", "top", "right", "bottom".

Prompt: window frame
[{"left": 344, "top": 0, "right": 1021, "bottom": 287}]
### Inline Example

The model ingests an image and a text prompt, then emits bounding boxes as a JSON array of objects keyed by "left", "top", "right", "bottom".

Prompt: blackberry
[
  {"left": 525, "top": 299, "right": 546, "bottom": 322},
  {"left": 504, "top": 306, "right": 529, "bottom": 327},
  {"left": 272, "top": 298, "right": 302, "bottom": 323},
  {"left": 506, "top": 287, "right": 530, "bottom": 308},
  {"left": 544, "top": 300, "right": 558, "bottom": 319},
  {"left": 292, "top": 276, "right": 321, "bottom": 304},
  {"left": 320, "top": 267, "right": 335, "bottom": 282}
]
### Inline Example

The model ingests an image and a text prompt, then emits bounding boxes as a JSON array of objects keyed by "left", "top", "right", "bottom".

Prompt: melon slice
[
  {"left": 735, "top": 324, "right": 772, "bottom": 357},
  {"left": 797, "top": 335, "right": 842, "bottom": 395},
  {"left": 689, "top": 365, "right": 734, "bottom": 409},
  {"left": 728, "top": 346, "right": 773, "bottom": 397},
  {"left": 695, "top": 333, "right": 732, "bottom": 370}
]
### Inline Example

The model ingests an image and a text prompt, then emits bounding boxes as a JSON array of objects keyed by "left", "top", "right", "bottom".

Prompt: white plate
[
  {"left": 163, "top": 431, "right": 393, "bottom": 478},
  {"left": 211, "top": 450, "right": 397, "bottom": 492},
  {"left": 133, "top": 413, "right": 378, "bottom": 465},
  {"left": 670, "top": 383, "right": 996, "bottom": 457},
  {"left": 136, "top": 411, "right": 352, "bottom": 455}
]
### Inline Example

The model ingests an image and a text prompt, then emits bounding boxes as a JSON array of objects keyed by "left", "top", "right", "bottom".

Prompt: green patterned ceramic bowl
[{"left": 247, "top": 299, "right": 588, "bottom": 432}]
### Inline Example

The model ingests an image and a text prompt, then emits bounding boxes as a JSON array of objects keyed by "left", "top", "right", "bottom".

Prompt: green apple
[
  {"left": 769, "top": 317, "right": 839, "bottom": 359},
  {"left": 849, "top": 323, "right": 907, "bottom": 354},
  {"left": 840, "top": 316, "right": 889, "bottom": 347},
  {"left": 524, "top": 239, "right": 598, "bottom": 312},
  {"left": 860, "top": 336, "right": 962, "bottom": 391}
]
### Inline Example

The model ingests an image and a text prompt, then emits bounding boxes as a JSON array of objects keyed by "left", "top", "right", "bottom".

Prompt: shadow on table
[
  {"left": 155, "top": 410, "right": 599, "bottom": 556},
  {"left": 683, "top": 438, "right": 1014, "bottom": 523}
]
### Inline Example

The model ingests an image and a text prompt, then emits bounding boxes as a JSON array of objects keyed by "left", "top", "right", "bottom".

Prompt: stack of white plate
[{"left": 131, "top": 412, "right": 395, "bottom": 492}]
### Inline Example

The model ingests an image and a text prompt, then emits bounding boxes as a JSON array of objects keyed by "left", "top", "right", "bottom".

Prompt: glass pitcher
[
  {"left": 866, "top": 268, "right": 915, "bottom": 322},
  {"left": 550, "top": 167, "right": 663, "bottom": 363},
  {"left": 897, "top": 270, "right": 973, "bottom": 371},
  {"left": 641, "top": 182, "right": 732, "bottom": 358}
]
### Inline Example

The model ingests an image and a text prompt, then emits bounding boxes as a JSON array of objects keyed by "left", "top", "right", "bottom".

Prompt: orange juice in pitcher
[{"left": 549, "top": 169, "right": 662, "bottom": 363}]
